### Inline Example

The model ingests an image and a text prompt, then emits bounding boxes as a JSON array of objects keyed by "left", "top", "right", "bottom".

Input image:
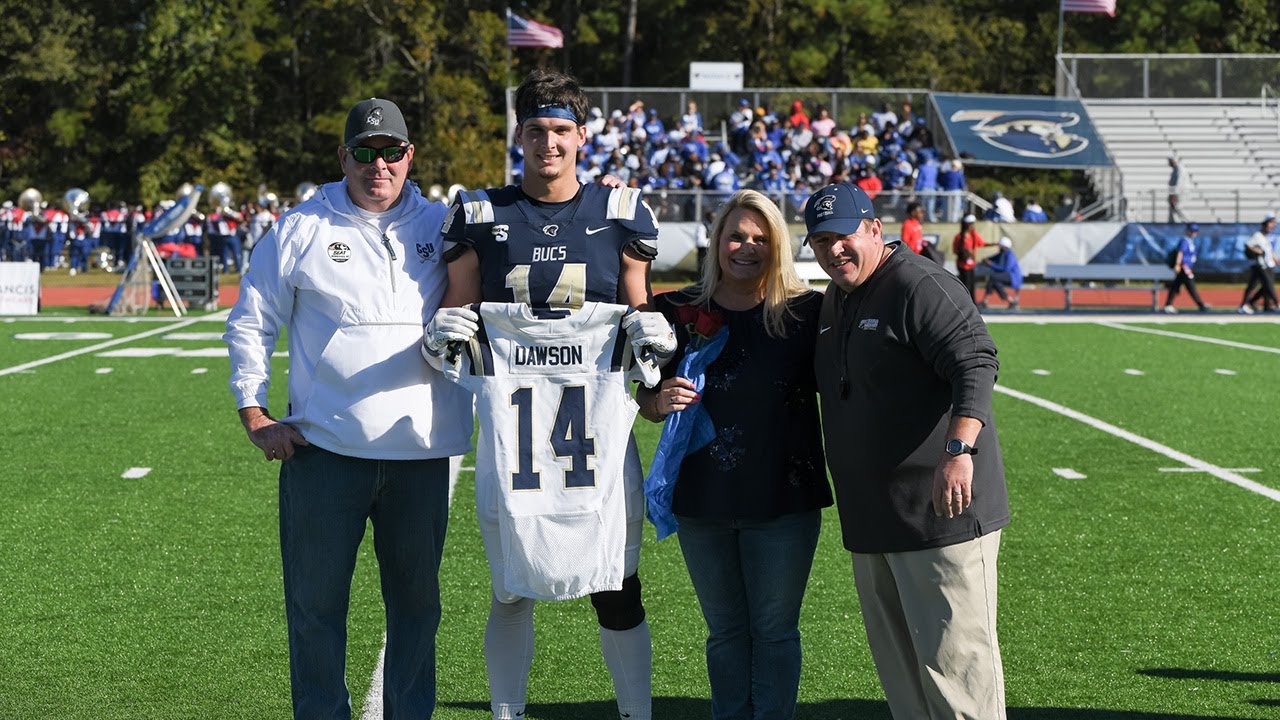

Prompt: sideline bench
[
  {"left": 1042, "top": 264, "right": 1175, "bottom": 311},
  {"left": 794, "top": 261, "right": 829, "bottom": 286}
]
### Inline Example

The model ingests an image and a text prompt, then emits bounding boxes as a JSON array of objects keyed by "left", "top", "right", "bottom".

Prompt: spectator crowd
[{"left": 508, "top": 97, "right": 1002, "bottom": 224}]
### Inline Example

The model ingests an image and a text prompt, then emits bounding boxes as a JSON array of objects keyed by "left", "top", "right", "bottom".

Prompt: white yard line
[
  {"left": 359, "top": 455, "right": 464, "bottom": 720},
  {"left": 1098, "top": 322, "right": 1280, "bottom": 354},
  {"left": 1, "top": 314, "right": 230, "bottom": 323},
  {"left": 980, "top": 314, "right": 1280, "bottom": 324},
  {"left": 996, "top": 384, "right": 1280, "bottom": 504},
  {"left": 0, "top": 313, "right": 225, "bottom": 377},
  {"left": 1160, "top": 467, "right": 1260, "bottom": 473},
  {"left": 1052, "top": 468, "right": 1087, "bottom": 479}
]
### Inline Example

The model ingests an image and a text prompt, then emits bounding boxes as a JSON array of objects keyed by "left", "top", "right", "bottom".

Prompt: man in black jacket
[{"left": 805, "top": 182, "right": 1010, "bottom": 720}]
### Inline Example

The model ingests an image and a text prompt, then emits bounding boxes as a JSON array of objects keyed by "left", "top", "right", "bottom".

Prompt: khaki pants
[{"left": 852, "top": 531, "right": 1005, "bottom": 720}]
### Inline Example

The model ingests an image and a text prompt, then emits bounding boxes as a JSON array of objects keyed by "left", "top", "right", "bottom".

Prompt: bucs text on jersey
[
  {"left": 440, "top": 302, "right": 660, "bottom": 601},
  {"left": 441, "top": 184, "right": 659, "bottom": 308}
]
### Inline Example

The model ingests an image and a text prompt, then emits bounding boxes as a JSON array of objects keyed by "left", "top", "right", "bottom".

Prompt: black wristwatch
[{"left": 944, "top": 438, "right": 978, "bottom": 456}]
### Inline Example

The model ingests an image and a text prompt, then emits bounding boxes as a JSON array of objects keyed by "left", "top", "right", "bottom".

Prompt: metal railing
[
  {"left": 1132, "top": 188, "right": 1277, "bottom": 224},
  {"left": 1263, "top": 83, "right": 1280, "bottom": 138},
  {"left": 1055, "top": 55, "right": 1127, "bottom": 220},
  {"left": 643, "top": 188, "right": 999, "bottom": 226}
]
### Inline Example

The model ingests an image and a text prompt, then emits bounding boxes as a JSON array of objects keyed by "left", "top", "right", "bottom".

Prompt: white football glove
[
  {"left": 423, "top": 306, "right": 480, "bottom": 356},
  {"left": 622, "top": 310, "right": 677, "bottom": 359}
]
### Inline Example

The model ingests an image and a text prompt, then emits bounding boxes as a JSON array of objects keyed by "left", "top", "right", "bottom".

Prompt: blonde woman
[{"left": 638, "top": 189, "right": 831, "bottom": 719}]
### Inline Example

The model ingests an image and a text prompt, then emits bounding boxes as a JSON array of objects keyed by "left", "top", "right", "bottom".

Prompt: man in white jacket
[{"left": 224, "top": 98, "right": 473, "bottom": 719}]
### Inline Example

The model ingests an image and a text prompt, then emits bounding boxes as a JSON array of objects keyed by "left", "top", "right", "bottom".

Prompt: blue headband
[{"left": 523, "top": 103, "right": 579, "bottom": 124}]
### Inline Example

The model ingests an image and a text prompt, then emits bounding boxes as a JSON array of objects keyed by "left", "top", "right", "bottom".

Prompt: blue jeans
[
  {"left": 677, "top": 510, "right": 822, "bottom": 720},
  {"left": 279, "top": 443, "right": 450, "bottom": 720}
]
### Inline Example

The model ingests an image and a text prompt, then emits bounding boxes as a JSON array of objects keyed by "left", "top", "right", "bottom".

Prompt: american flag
[
  {"left": 1061, "top": 0, "right": 1116, "bottom": 15},
  {"left": 507, "top": 9, "right": 564, "bottom": 48}
]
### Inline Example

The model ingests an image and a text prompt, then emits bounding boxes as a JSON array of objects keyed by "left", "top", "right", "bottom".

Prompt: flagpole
[
  {"left": 505, "top": 7, "right": 513, "bottom": 89},
  {"left": 1057, "top": 0, "right": 1065, "bottom": 58},
  {"left": 504, "top": 7, "right": 513, "bottom": 186}
]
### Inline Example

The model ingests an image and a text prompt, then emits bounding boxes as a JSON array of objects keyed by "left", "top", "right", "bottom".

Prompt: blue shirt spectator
[
  {"left": 681, "top": 134, "right": 709, "bottom": 164},
  {"left": 938, "top": 160, "right": 966, "bottom": 192},
  {"left": 760, "top": 166, "right": 788, "bottom": 195},
  {"left": 881, "top": 154, "right": 912, "bottom": 191},
  {"left": 643, "top": 110, "right": 665, "bottom": 143},
  {"left": 1021, "top": 199, "right": 1048, "bottom": 223},
  {"left": 713, "top": 142, "right": 740, "bottom": 170},
  {"left": 710, "top": 167, "right": 739, "bottom": 193},
  {"left": 914, "top": 155, "right": 938, "bottom": 191},
  {"left": 1178, "top": 232, "right": 1198, "bottom": 266},
  {"left": 985, "top": 244, "right": 1023, "bottom": 287}
]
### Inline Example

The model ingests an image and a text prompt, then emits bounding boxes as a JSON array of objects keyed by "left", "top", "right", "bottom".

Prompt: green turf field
[{"left": 2, "top": 315, "right": 1279, "bottom": 719}]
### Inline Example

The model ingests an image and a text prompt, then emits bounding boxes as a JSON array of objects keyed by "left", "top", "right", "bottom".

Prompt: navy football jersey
[{"left": 441, "top": 183, "right": 659, "bottom": 308}]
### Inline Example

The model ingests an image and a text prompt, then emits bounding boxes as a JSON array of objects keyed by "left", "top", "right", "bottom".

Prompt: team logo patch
[
  {"left": 441, "top": 205, "right": 458, "bottom": 234},
  {"left": 815, "top": 194, "right": 837, "bottom": 217},
  {"left": 327, "top": 241, "right": 352, "bottom": 263},
  {"left": 542, "top": 224, "right": 559, "bottom": 237},
  {"left": 416, "top": 241, "right": 436, "bottom": 262},
  {"left": 858, "top": 318, "right": 880, "bottom": 331},
  {"left": 950, "top": 110, "right": 1090, "bottom": 159},
  {"left": 492, "top": 224, "right": 509, "bottom": 243},
  {"left": 366, "top": 107, "right": 383, "bottom": 127}
]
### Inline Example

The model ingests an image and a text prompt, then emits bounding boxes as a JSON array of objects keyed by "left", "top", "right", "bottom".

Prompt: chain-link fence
[{"left": 1057, "top": 54, "right": 1280, "bottom": 99}]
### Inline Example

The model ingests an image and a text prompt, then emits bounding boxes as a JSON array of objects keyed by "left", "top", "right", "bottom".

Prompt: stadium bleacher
[{"left": 1086, "top": 100, "right": 1280, "bottom": 223}]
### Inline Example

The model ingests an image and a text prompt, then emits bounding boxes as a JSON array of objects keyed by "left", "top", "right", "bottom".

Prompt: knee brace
[{"left": 590, "top": 573, "right": 645, "bottom": 631}]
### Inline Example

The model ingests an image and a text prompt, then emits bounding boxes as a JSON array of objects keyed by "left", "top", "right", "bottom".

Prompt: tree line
[{"left": 1, "top": 0, "right": 1275, "bottom": 206}]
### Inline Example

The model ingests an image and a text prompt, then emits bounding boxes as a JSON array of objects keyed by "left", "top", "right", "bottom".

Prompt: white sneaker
[
  {"left": 1239, "top": 304, "right": 1255, "bottom": 315},
  {"left": 1163, "top": 305, "right": 1178, "bottom": 314}
]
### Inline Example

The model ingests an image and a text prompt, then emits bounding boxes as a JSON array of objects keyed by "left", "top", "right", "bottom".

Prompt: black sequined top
[{"left": 655, "top": 288, "right": 833, "bottom": 521}]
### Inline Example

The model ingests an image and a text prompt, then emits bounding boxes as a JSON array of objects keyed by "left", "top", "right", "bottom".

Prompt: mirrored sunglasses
[{"left": 347, "top": 145, "right": 409, "bottom": 164}]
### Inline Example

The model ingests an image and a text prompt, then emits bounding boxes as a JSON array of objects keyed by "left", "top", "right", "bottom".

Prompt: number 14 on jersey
[{"left": 509, "top": 384, "right": 597, "bottom": 491}]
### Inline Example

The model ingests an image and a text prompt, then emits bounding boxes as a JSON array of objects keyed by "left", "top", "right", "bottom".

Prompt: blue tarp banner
[
  {"left": 1092, "top": 223, "right": 1269, "bottom": 275},
  {"left": 932, "top": 93, "right": 1113, "bottom": 169}
]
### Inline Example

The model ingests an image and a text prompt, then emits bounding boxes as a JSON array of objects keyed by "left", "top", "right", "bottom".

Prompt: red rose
[{"left": 691, "top": 307, "right": 725, "bottom": 338}]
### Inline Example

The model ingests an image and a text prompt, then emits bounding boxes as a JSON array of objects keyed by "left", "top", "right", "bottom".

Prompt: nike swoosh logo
[
  {"left": 861, "top": 208, "right": 870, "bottom": 214},
  {"left": 819, "top": 326, "right": 832, "bottom": 334},
  {"left": 585, "top": 226, "right": 609, "bottom": 235}
]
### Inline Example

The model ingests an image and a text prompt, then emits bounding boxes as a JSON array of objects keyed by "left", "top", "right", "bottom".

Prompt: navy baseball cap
[
  {"left": 803, "top": 183, "right": 877, "bottom": 244},
  {"left": 1187, "top": 222, "right": 1199, "bottom": 232},
  {"left": 344, "top": 98, "right": 410, "bottom": 146}
]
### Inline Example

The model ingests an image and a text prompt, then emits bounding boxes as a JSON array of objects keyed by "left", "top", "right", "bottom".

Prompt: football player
[{"left": 424, "top": 69, "right": 673, "bottom": 720}]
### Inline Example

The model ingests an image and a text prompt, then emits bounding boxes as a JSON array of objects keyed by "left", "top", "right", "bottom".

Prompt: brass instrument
[
  {"left": 209, "top": 182, "right": 242, "bottom": 221},
  {"left": 64, "top": 188, "right": 90, "bottom": 222},
  {"left": 296, "top": 181, "right": 318, "bottom": 204},
  {"left": 18, "top": 187, "right": 43, "bottom": 213}
]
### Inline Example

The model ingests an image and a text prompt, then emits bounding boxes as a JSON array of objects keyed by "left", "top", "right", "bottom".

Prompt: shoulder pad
[
  {"left": 458, "top": 189, "right": 494, "bottom": 225},
  {"left": 606, "top": 187, "right": 643, "bottom": 221}
]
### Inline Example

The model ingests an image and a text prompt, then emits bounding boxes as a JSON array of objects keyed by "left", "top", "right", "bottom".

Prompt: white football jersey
[{"left": 442, "top": 302, "right": 659, "bottom": 601}]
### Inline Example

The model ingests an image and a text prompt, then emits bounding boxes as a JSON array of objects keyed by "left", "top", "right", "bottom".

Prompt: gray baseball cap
[{"left": 344, "top": 98, "right": 410, "bottom": 146}]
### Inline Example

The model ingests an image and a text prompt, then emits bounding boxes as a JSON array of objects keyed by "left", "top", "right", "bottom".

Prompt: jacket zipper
[{"left": 380, "top": 233, "right": 398, "bottom": 293}]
